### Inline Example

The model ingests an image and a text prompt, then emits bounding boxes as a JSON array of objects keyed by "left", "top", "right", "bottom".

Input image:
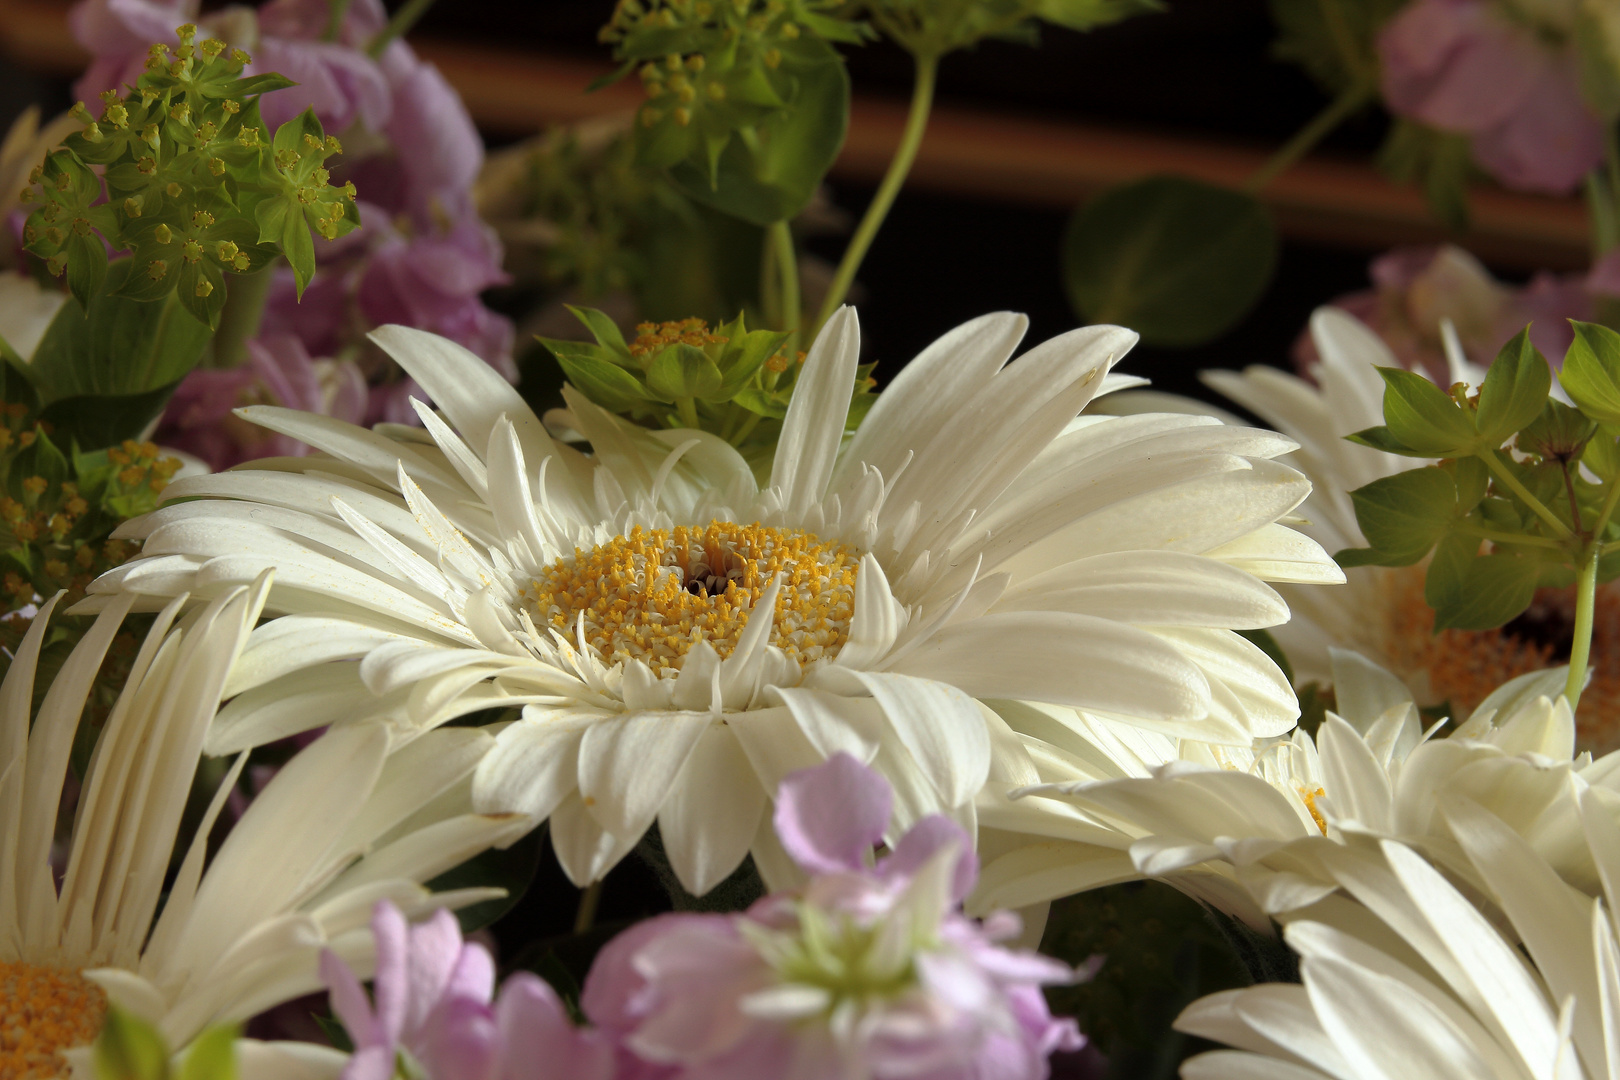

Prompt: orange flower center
[
  {"left": 0, "top": 961, "right": 108, "bottom": 1078},
  {"left": 1384, "top": 567, "right": 1620, "bottom": 752},
  {"left": 529, "top": 521, "right": 859, "bottom": 674}
]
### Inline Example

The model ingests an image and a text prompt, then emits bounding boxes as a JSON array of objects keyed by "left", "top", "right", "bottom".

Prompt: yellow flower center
[
  {"left": 528, "top": 521, "right": 859, "bottom": 675},
  {"left": 0, "top": 961, "right": 108, "bottom": 1078},
  {"left": 1385, "top": 568, "right": 1620, "bottom": 753}
]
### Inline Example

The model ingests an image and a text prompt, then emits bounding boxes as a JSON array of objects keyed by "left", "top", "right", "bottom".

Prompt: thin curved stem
[
  {"left": 769, "top": 219, "right": 800, "bottom": 340},
  {"left": 811, "top": 51, "right": 938, "bottom": 338},
  {"left": 367, "top": 0, "right": 435, "bottom": 57},
  {"left": 573, "top": 880, "right": 604, "bottom": 935},
  {"left": 1244, "top": 81, "right": 1375, "bottom": 195}
]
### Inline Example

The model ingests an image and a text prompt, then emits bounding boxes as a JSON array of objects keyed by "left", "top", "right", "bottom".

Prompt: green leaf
[
  {"left": 65, "top": 231, "right": 109, "bottom": 310},
  {"left": 646, "top": 344, "right": 724, "bottom": 400},
  {"left": 1343, "top": 466, "right": 1458, "bottom": 566},
  {"left": 1345, "top": 425, "right": 1428, "bottom": 456},
  {"left": 1379, "top": 119, "right": 1473, "bottom": 231},
  {"left": 732, "top": 385, "right": 788, "bottom": 418},
  {"left": 1033, "top": 0, "right": 1161, "bottom": 31},
  {"left": 1475, "top": 327, "right": 1551, "bottom": 443},
  {"left": 1449, "top": 455, "right": 1490, "bottom": 514},
  {"left": 281, "top": 212, "right": 315, "bottom": 297},
  {"left": 94, "top": 1007, "right": 171, "bottom": 1080},
  {"left": 224, "top": 72, "right": 297, "bottom": 96},
  {"left": 177, "top": 1024, "right": 238, "bottom": 1080},
  {"left": 39, "top": 381, "right": 185, "bottom": 449},
  {"left": 1560, "top": 321, "right": 1620, "bottom": 425},
  {"left": 1584, "top": 426, "right": 1620, "bottom": 480},
  {"left": 1062, "top": 175, "right": 1278, "bottom": 348},
  {"left": 664, "top": 38, "right": 850, "bottom": 225},
  {"left": 550, "top": 345, "right": 669, "bottom": 411},
  {"left": 1423, "top": 531, "right": 1476, "bottom": 616},
  {"left": 27, "top": 259, "right": 210, "bottom": 406},
  {"left": 1377, "top": 367, "right": 1478, "bottom": 456},
  {"left": 565, "top": 305, "right": 632, "bottom": 359},
  {"left": 716, "top": 329, "right": 788, "bottom": 397},
  {"left": 1267, "top": 0, "right": 1402, "bottom": 93},
  {"left": 1431, "top": 551, "right": 1541, "bottom": 632}
]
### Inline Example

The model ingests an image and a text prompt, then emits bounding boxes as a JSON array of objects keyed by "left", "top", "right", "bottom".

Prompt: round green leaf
[
  {"left": 647, "top": 344, "right": 725, "bottom": 400},
  {"left": 1062, "top": 175, "right": 1278, "bottom": 347}
]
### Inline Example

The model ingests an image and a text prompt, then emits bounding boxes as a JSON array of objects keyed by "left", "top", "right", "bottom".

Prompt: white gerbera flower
[
  {"left": 977, "top": 649, "right": 1615, "bottom": 923},
  {"left": 81, "top": 308, "right": 1337, "bottom": 894},
  {"left": 1207, "top": 306, "right": 1620, "bottom": 752},
  {"left": 2, "top": 576, "right": 525, "bottom": 1071},
  {"left": 1178, "top": 794, "right": 1620, "bottom": 1080}
]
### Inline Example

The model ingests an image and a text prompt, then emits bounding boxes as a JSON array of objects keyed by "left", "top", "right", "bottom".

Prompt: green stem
[
  {"left": 769, "top": 220, "right": 800, "bottom": 339},
  {"left": 323, "top": 0, "right": 354, "bottom": 41},
  {"left": 728, "top": 411, "right": 762, "bottom": 447},
  {"left": 1244, "top": 81, "right": 1375, "bottom": 195},
  {"left": 1482, "top": 450, "right": 1575, "bottom": 541},
  {"left": 676, "top": 396, "right": 699, "bottom": 429},
  {"left": 811, "top": 51, "right": 938, "bottom": 338},
  {"left": 1567, "top": 546, "right": 1599, "bottom": 710},
  {"left": 573, "top": 880, "right": 603, "bottom": 935},
  {"left": 1454, "top": 523, "right": 1562, "bottom": 550},
  {"left": 367, "top": 0, "right": 436, "bottom": 57},
  {"left": 202, "top": 261, "right": 276, "bottom": 370},
  {"left": 1594, "top": 474, "right": 1620, "bottom": 541}
]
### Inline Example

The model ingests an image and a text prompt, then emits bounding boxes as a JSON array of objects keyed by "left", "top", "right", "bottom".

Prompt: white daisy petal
[
  {"left": 657, "top": 725, "right": 768, "bottom": 895},
  {"left": 577, "top": 711, "right": 714, "bottom": 840},
  {"left": 771, "top": 305, "right": 859, "bottom": 518}
]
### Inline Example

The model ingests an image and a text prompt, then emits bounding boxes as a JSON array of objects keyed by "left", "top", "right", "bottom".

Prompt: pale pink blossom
[
  {"left": 1295, "top": 244, "right": 1595, "bottom": 379},
  {"left": 580, "top": 754, "right": 1089, "bottom": 1080},
  {"left": 1378, "top": 0, "right": 1605, "bottom": 194},
  {"left": 321, "top": 902, "right": 619, "bottom": 1080}
]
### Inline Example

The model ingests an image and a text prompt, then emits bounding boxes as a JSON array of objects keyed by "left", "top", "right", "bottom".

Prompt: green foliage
[
  {"left": 94, "top": 1007, "right": 239, "bottom": 1080},
  {"left": 862, "top": 0, "right": 1158, "bottom": 57},
  {"left": 1339, "top": 326, "right": 1620, "bottom": 636},
  {"left": 1062, "top": 175, "right": 1278, "bottom": 348},
  {"left": 1268, "top": 0, "right": 1403, "bottom": 94},
  {"left": 428, "top": 824, "right": 549, "bottom": 933},
  {"left": 13, "top": 25, "right": 357, "bottom": 444},
  {"left": 1379, "top": 119, "right": 1474, "bottom": 230},
  {"left": 602, "top": 1, "right": 862, "bottom": 225},
  {"left": 540, "top": 305, "right": 876, "bottom": 450}
]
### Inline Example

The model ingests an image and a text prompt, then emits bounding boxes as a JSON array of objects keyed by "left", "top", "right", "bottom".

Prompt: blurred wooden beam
[{"left": 0, "top": 0, "right": 1590, "bottom": 269}]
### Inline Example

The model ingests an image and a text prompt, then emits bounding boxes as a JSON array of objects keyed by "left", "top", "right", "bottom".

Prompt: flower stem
[
  {"left": 367, "top": 0, "right": 436, "bottom": 57},
  {"left": 677, "top": 396, "right": 699, "bottom": 430},
  {"left": 573, "top": 880, "right": 604, "bottom": 935},
  {"left": 202, "top": 261, "right": 276, "bottom": 370},
  {"left": 1482, "top": 449, "right": 1575, "bottom": 541},
  {"left": 1594, "top": 475, "right": 1620, "bottom": 541},
  {"left": 769, "top": 220, "right": 800, "bottom": 341},
  {"left": 323, "top": 0, "right": 353, "bottom": 41},
  {"left": 1244, "top": 81, "right": 1375, "bottom": 195},
  {"left": 1568, "top": 545, "right": 1599, "bottom": 710},
  {"left": 811, "top": 50, "right": 938, "bottom": 338}
]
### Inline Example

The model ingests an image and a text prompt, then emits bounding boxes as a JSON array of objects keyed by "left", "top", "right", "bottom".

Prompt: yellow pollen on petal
[
  {"left": 1298, "top": 786, "right": 1328, "bottom": 835},
  {"left": 0, "top": 961, "right": 108, "bottom": 1078},
  {"left": 527, "top": 521, "right": 859, "bottom": 675}
]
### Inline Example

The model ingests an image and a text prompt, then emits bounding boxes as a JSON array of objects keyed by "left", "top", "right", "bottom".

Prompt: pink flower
[
  {"left": 580, "top": 754, "right": 1089, "bottom": 1080},
  {"left": 1378, "top": 0, "right": 1605, "bottom": 194},
  {"left": 321, "top": 902, "right": 619, "bottom": 1080},
  {"left": 156, "top": 334, "right": 368, "bottom": 470},
  {"left": 1294, "top": 244, "right": 1595, "bottom": 380}
]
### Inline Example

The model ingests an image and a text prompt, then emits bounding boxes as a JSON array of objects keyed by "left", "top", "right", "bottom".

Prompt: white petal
[
  {"left": 549, "top": 790, "right": 639, "bottom": 886},
  {"left": 772, "top": 306, "right": 859, "bottom": 519},
  {"left": 892, "top": 611, "right": 1209, "bottom": 723},
  {"left": 657, "top": 725, "right": 767, "bottom": 896},
  {"left": 576, "top": 710, "right": 714, "bottom": 840},
  {"left": 471, "top": 710, "right": 594, "bottom": 818},
  {"left": 850, "top": 671, "right": 990, "bottom": 807}
]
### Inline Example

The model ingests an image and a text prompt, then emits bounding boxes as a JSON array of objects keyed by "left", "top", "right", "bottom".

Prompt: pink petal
[
  {"left": 880, "top": 815, "right": 977, "bottom": 903},
  {"left": 1470, "top": 61, "right": 1606, "bottom": 194},
  {"left": 320, "top": 948, "right": 379, "bottom": 1051},
  {"left": 404, "top": 908, "right": 467, "bottom": 1033},
  {"left": 773, "top": 752, "right": 891, "bottom": 874},
  {"left": 369, "top": 901, "right": 411, "bottom": 1046},
  {"left": 494, "top": 973, "right": 619, "bottom": 1080},
  {"left": 414, "top": 995, "right": 500, "bottom": 1080},
  {"left": 339, "top": 1045, "right": 396, "bottom": 1080}
]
